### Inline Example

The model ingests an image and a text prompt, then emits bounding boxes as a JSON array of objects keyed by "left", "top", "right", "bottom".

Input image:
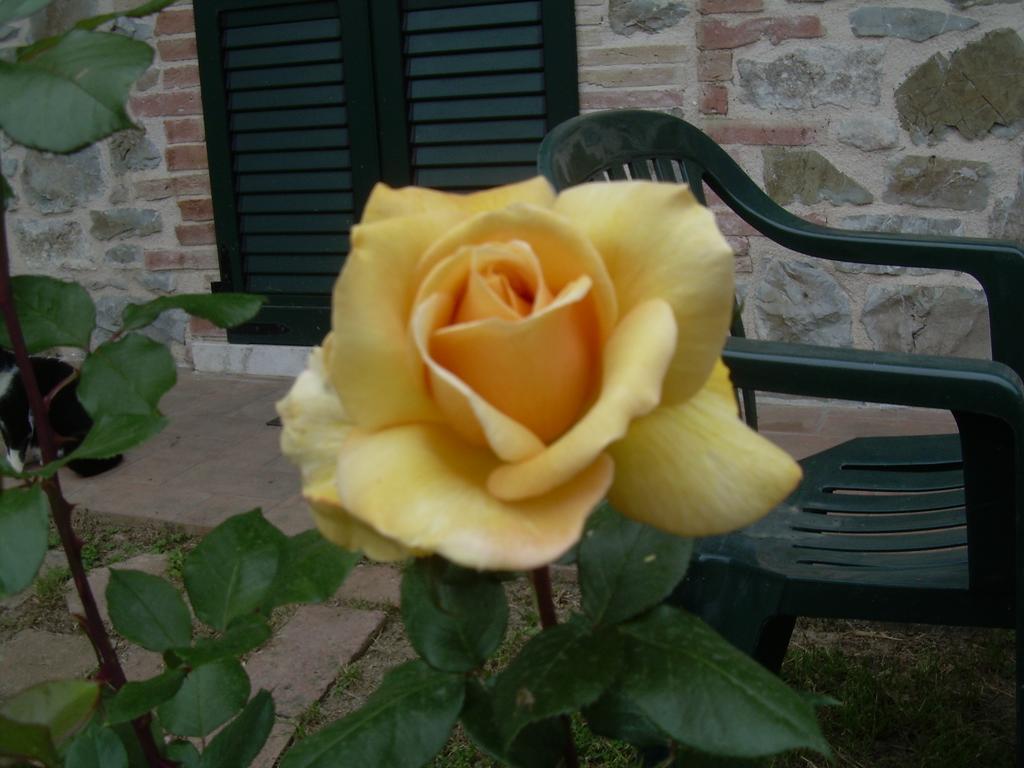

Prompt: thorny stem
[
  {"left": 0, "top": 155, "right": 171, "bottom": 768},
  {"left": 530, "top": 566, "right": 580, "bottom": 768}
]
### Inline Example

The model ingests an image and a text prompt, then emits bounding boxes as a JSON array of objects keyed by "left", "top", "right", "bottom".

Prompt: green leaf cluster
[
  {"left": 0, "top": 276, "right": 264, "bottom": 481},
  {"left": 280, "top": 504, "right": 832, "bottom": 767},
  {"left": 83, "top": 510, "right": 357, "bottom": 767}
]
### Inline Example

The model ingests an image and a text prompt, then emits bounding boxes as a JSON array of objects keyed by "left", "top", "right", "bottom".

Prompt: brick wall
[
  {"left": 578, "top": 0, "right": 1024, "bottom": 358},
  {"left": 2, "top": 0, "right": 1022, "bottom": 367}
]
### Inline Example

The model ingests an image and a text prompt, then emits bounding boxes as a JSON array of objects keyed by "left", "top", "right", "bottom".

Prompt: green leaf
[
  {"left": 460, "top": 679, "right": 562, "bottom": 768},
  {"left": 619, "top": 606, "right": 831, "bottom": 759},
  {"left": 0, "top": 713, "right": 58, "bottom": 766},
  {"left": 106, "top": 669, "right": 186, "bottom": 726},
  {"left": 156, "top": 660, "right": 250, "bottom": 738},
  {"left": 75, "top": 0, "right": 178, "bottom": 31},
  {"left": 199, "top": 690, "right": 275, "bottom": 768},
  {"left": 265, "top": 529, "right": 359, "bottom": 610},
  {"left": 78, "top": 334, "right": 176, "bottom": 418},
  {"left": 59, "top": 413, "right": 167, "bottom": 465},
  {"left": 65, "top": 724, "right": 129, "bottom": 768},
  {"left": 584, "top": 688, "right": 668, "bottom": 748},
  {"left": 0, "top": 0, "right": 55, "bottom": 25},
  {"left": 184, "top": 509, "right": 286, "bottom": 630},
  {"left": 491, "top": 619, "right": 623, "bottom": 750},
  {"left": 170, "top": 615, "right": 271, "bottom": 667},
  {"left": 0, "top": 486, "right": 49, "bottom": 597},
  {"left": 165, "top": 741, "right": 200, "bottom": 768},
  {"left": 579, "top": 502, "right": 694, "bottom": 627},
  {"left": 0, "top": 680, "right": 99, "bottom": 745},
  {"left": 280, "top": 660, "right": 463, "bottom": 768},
  {"left": 0, "top": 30, "right": 152, "bottom": 153},
  {"left": 0, "top": 276, "right": 95, "bottom": 353},
  {"left": 106, "top": 569, "right": 191, "bottom": 652},
  {"left": 122, "top": 294, "right": 266, "bottom": 333},
  {"left": 400, "top": 557, "right": 508, "bottom": 673}
]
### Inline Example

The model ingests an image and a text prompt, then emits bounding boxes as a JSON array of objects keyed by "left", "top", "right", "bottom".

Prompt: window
[{"left": 195, "top": 0, "right": 579, "bottom": 345}]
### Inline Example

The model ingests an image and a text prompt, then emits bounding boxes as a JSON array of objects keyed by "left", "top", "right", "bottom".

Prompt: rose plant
[
  {"left": 275, "top": 180, "right": 833, "bottom": 766},
  {"left": 0, "top": 3, "right": 358, "bottom": 767}
]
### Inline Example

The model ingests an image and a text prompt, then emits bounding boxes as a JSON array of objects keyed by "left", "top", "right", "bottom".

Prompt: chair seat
[{"left": 691, "top": 434, "right": 1014, "bottom": 628}]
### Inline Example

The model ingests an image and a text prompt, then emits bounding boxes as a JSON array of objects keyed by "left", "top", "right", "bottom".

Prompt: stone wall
[
  {"left": 1, "top": 0, "right": 1022, "bottom": 368},
  {"left": 0, "top": 0, "right": 221, "bottom": 364},
  {"left": 580, "top": 0, "right": 1024, "bottom": 358}
]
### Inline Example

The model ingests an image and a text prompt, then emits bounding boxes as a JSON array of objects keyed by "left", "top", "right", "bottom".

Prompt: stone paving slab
[
  {"left": 244, "top": 604, "right": 387, "bottom": 767},
  {"left": 246, "top": 604, "right": 386, "bottom": 719},
  {"left": 0, "top": 629, "right": 95, "bottom": 698},
  {"left": 336, "top": 564, "right": 402, "bottom": 608}
]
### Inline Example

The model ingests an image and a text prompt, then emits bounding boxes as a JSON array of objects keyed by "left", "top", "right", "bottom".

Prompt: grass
[
  {"left": 33, "top": 565, "right": 70, "bottom": 611},
  {"left": 772, "top": 620, "right": 1014, "bottom": 768}
]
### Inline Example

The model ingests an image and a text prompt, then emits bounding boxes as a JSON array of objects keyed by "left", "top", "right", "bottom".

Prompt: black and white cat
[{"left": 0, "top": 349, "right": 122, "bottom": 477}]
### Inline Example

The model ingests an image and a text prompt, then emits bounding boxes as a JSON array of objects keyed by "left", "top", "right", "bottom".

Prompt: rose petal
[
  {"left": 335, "top": 423, "right": 614, "bottom": 570},
  {"left": 554, "top": 182, "right": 734, "bottom": 404},
  {"left": 416, "top": 205, "right": 618, "bottom": 342},
  {"left": 362, "top": 177, "right": 556, "bottom": 224},
  {"left": 276, "top": 346, "right": 410, "bottom": 561},
  {"left": 488, "top": 298, "right": 677, "bottom": 501},
  {"left": 413, "top": 294, "right": 547, "bottom": 463},
  {"left": 306, "top": 482, "right": 411, "bottom": 562},
  {"left": 432, "top": 275, "right": 599, "bottom": 443},
  {"left": 329, "top": 211, "right": 464, "bottom": 428},
  {"left": 608, "top": 361, "right": 803, "bottom": 536}
]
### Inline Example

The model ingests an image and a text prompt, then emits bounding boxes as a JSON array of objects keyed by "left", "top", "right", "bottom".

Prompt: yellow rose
[{"left": 277, "top": 178, "right": 801, "bottom": 570}]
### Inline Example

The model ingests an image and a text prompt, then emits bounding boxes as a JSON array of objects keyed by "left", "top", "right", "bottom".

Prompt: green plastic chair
[{"left": 538, "top": 110, "right": 1024, "bottom": 760}]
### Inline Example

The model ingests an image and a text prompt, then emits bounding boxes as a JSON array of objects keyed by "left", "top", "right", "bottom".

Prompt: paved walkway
[
  {"left": 59, "top": 370, "right": 957, "bottom": 535},
  {"left": 17, "top": 371, "right": 957, "bottom": 766}
]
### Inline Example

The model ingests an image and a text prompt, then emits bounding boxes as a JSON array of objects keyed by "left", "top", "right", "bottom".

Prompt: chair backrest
[{"left": 539, "top": 109, "right": 754, "bottom": 206}]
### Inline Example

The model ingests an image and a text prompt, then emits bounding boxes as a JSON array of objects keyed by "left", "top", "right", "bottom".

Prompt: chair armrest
[
  {"left": 723, "top": 337, "right": 1024, "bottom": 429},
  {"left": 703, "top": 147, "right": 1024, "bottom": 379}
]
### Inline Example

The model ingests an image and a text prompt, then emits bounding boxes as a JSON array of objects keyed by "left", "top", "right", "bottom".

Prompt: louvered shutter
[
  {"left": 372, "top": 0, "right": 579, "bottom": 192},
  {"left": 196, "top": 0, "right": 577, "bottom": 346},
  {"left": 196, "top": 0, "right": 380, "bottom": 344}
]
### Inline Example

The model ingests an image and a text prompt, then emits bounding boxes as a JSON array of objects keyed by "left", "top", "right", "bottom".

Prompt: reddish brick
[
  {"left": 697, "top": 18, "right": 763, "bottom": 48},
  {"left": 172, "top": 175, "right": 211, "bottom": 197},
  {"left": 155, "top": 9, "right": 194, "bottom": 36},
  {"left": 765, "top": 16, "right": 823, "bottom": 44},
  {"left": 699, "top": 0, "right": 763, "bottom": 13},
  {"left": 580, "top": 88, "right": 685, "bottom": 111},
  {"left": 176, "top": 223, "right": 216, "bottom": 246},
  {"left": 166, "top": 144, "right": 208, "bottom": 171},
  {"left": 163, "top": 65, "right": 200, "bottom": 90},
  {"left": 698, "top": 50, "right": 733, "bottom": 81},
  {"left": 157, "top": 37, "right": 197, "bottom": 62},
  {"left": 165, "top": 118, "right": 204, "bottom": 144},
  {"left": 697, "top": 16, "right": 822, "bottom": 49},
  {"left": 178, "top": 198, "right": 214, "bottom": 221},
  {"left": 705, "top": 120, "right": 816, "bottom": 145},
  {"left": 146, "top": 249, "right": 218, "bottom": 271},
  {"left": 700, "top": 84, "right": 729, "bottom": 115},
  {"left": 130, "top": 91, "right": 202, "bottom": 117}
]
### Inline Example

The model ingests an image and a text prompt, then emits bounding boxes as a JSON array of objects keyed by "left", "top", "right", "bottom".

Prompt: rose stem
[
  {"left": 0, "top": 159, "right": 170, "bottom": 768},
  {"left": 530, "top": 566, "right": 580, "bottom": 768}
]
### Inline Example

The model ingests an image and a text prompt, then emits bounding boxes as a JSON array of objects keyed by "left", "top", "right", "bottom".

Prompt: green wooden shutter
[
  {"left": 196, "top": 0, "right": 380, "bottom": 345},
  {"left": 373, "top": 0, "right": 579, "bottom": 191},
  {"left": 196, "top": 0, "right": 578, "bottom": 346}
]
